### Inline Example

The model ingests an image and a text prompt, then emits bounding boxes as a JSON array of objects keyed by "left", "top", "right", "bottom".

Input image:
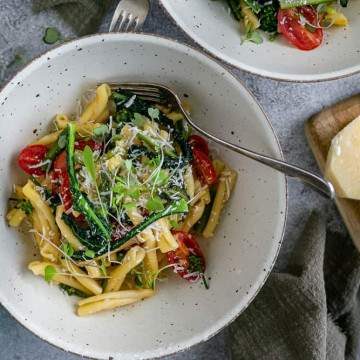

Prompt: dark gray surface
[{"left": 0, "top": 1, "right": 359, "bottom": 359}]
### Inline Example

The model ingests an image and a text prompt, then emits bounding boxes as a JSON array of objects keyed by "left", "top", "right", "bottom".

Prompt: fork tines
[
  {"left": 109, "top": 11, "right": 140, "bottom": 33},
  {"left": 108, "top": 83, "right": 166, "bottom": 103}
]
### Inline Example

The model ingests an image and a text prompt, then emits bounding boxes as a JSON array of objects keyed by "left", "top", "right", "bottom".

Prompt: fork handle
[{"left": 186, "top": 118, "right": 335, "bottom": 199}]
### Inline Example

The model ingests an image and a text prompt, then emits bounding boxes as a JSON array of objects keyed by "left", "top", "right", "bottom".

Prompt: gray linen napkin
[
  {"left": 229, "top": 212, "right": 360, "bottom": 360},
  {"left": 32, "top": 0, "right": 111, "bottom": 35}
]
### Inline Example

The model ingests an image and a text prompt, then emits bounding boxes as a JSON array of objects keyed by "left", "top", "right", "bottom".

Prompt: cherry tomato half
[
  {"left": 189, "top": 135, "right": 209, "bottom": 156},
  {"left": 18, "top": 144, "right": 48, "bottom": 176},
  {"left": 278, "top": 6, "right": 323, "bottom": 51},
  {"left": 52, "top": 151, "right": 72, "bottom": 211},
  {"left": 167, "top": 231, "right": 206, "bottom": 283},
  {"left": 192, "top": 148, "right": 217, "bottom": 185},
  {"left": 75, "top": 139, "right": 102, "bottom": 151}
]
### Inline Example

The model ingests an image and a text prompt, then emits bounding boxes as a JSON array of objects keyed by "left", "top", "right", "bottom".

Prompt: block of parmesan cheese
[{"left": 325, "top": 115, "right": 360, "bottom": 200}]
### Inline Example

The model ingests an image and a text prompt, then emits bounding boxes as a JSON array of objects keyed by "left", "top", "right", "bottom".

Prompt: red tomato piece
[
  {"left": 278, "top": 6, "right": 323, "bottom": 51},
  {"left": 74, "top": 139, "right": 102, "bottom": 151},
  {"left": 52, "top": 151, "right": 72, "bottom": 211},
  {"left": 167, "top": 231, "right": 206, "bottom": 283},
  {"left": 17, "top": 144, "right": 48, "bottom": 176},
  {"left": 192, "top": 148, "right": 217, "bottom": 185},
  {"left": 189, "top": 135, "right": 209, "bottom": 155}
]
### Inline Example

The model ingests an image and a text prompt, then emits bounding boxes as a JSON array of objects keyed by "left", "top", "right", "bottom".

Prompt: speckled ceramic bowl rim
[
  {"left": 0, "top": 32, "right": 288, "bottom": 359},
  {"left": 158, "top": 0, "right": 360, "bottom": 83}
]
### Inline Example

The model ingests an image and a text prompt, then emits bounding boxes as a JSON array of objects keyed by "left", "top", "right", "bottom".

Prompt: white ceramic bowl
[
  {"left": 0, "top": 33, "right": 287, "bottom": 359},
  {"left": 160, "top": 0, "right": 360, "bottom": 81}
]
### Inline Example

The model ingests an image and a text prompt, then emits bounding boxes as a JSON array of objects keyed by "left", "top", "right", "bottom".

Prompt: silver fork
[
  {"left": 109, "top": 82, "right": 335, "bottom": 199},
  {"left": 109, "top": 0, "right": 149, "bottom": 33}
]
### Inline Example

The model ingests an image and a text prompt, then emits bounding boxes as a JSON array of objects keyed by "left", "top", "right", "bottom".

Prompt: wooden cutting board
[{"left": 305, "top": 94, "right": 360, "bottom": 251}]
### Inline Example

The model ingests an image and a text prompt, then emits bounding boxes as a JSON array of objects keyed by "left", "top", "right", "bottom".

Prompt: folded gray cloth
[
  {"left": 32, "top": 0, "right": 111, "bottom": 35},
  {"left": 229, "top": 212, "right": 360, "bottom": 360}
]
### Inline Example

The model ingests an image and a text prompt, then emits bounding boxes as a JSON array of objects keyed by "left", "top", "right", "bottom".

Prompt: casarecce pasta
[{"left": 7, "top": 84, "right": 237, "bottom": 316}]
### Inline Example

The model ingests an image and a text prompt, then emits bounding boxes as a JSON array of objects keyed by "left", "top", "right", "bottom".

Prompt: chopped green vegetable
[
  {"left": 82, "top": 145, "right": 97, "bottom": 184},
  {"left": 44, "top": 130, "right": 66, "bottom": 171},
  {"left": 123, "top": 202, "right": 136, "bottom": 210},
  {"left": 71, "top": 198, "right": 188, "bottom": 260},
  {"left": 17, "top": 200, "right": 33, "bottom": 215},
  {"left": 59, "top": 284, "right": 87, "bottom": 298},
  {"left": 84, "top": 249, "right": 95, "bottom": 258},
  {"left": 99, "top": 259, "right": 107, "bottom": 276},
  {"left": 259, "top": 3, "right": 279, "bottom": 33},
  {"left": 242, "top": 30, "right": 263, "bottom": 45},
  {"left": 279, "top": 0, "right": 333, "bottom": 9},
  {"left": 66, "top": 123, "right": 110, "bottom": 242},
  {"left": 146, "top": 196, "right": 165, "bottom": 212},
  {"left": 61, "top": 242, "right": 74, "bottom": 257},
  {"left": 243, "top": 0, "right": 261, "bottom": 14},
  {"left": 93, "top": 124, "right": 109, "bottom": 137},
  {"left": 226, "top": 0, "right": 242, "bottom": 20},
  {"left": 44, "top": 265, "right": 56, "bottom": 282},
  {"left": 43, "top": 27, "right": 61, "bottom": 45},
  {"left": 133, "top": 113, "right": 145, "bottom": 127},
  {"left": 148, "top": 107, "right": 160, "bottom": 121},
  {"left": 188, "top": 255, "right": 209, "bottom": 289}
]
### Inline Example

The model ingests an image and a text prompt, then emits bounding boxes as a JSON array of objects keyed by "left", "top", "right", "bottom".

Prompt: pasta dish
[
  {"left": 7, "top": 84, "right": 236, "bottom": 316},
  {"left": 226, "top": 0, "right": 351, "bottom": 50}
]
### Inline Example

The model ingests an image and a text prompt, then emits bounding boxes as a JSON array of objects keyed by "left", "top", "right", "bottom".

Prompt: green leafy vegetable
[
  {"left": 93, "top": 124, "right": 109, "bottom": 137},
  {"left": 243, "top": 0, "right": 261, "bottom": 14},
  {"left": 148, "top": 107, "right": 160, "bottom": 120},
  {"left": 146, "top": 196, "right": 165, "bottom": 212},
  {"left": 18, "top": 200, "right": 33, "bottom": 215},
  {"left": 43, "top": 27, "right": 61, "bottom": 45},
  {"left": 226, "top": 0, "right": 242, "bottom": 20},
  {"left": 44, "top": 265, "right": 56, "bottom": 282},
  {"left": 133, "top": 113, "right": 145, "bottom": 127},
  {"left": 242, "top": 30, "right": 263, "bottom": 45},
  {"left": 124, "top": 159, "right": 132, "bottom": 172},
  {"left": 188, "top": 254, "right": 209, "bottom": 289},
  {"left": 82, "top": 145, "right": 97, "bottom": 184},
  {"left": 44, "top": 130, "right": 66, "bottom": 171},
  {"left": 99, "top": 259, "right": 107, "bottom": 276},
  {"left": 66, "top": 123, "right": 110, "bottom": 241},
  {"left": 84, "top": 249, "right": 95, "bottom": 258},
  {"left": 279, "top": 0, "right": 333, "bottom": 9},
  {"left": 169, "top": 219, "right": 180, "bottom": 229},
  {"left": 71, "top": 198, "right": 188, "bottom": 260},
  {"left": 259, "top": 3, "right": 279, "bottom": 33},
  {"left": 61, "top": 242, "right": 74, "bottom": 257},
  {"left": 123, "top": 202, "right": 136, "bottom": 210},
  {"left": 59, "top": 284, "right": 87, "bottom": 298}
]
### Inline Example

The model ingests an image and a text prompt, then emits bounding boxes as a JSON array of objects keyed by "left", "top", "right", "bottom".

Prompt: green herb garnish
[
  {"left": 146, "top": 196, "right": 165, "bottom": 212},
  {"left": 84, "top": 249, "right": 95, "bottom": 258},
  {"left": 82, "top": 145, "right": 97, "bottom": 183},
  {"left": 242, "top": 31, "right": 263, "bottom": 45},
  {"left": 148, "top": 107, "right": 160, "bottom": 121},
  {"left": 43, "top": 27, "right": 61, "bottom": 45},
  {"left": 18, "top": 200, "right": 33, "bottom": 215},
  {"left": 93, "top": 124, "right": 109, "bottom": 137},
  {"left": 59, "top": 284, "right": 87, "bottom": 298},
  {"left": 44, "top": 265, "right": 56, "bottom": 282},
  {"left": 133, "top": 113, "right": 145, "bottom": 127},
  {"left": 61, "top": 243, "right": 74, "bottom": 257}
]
